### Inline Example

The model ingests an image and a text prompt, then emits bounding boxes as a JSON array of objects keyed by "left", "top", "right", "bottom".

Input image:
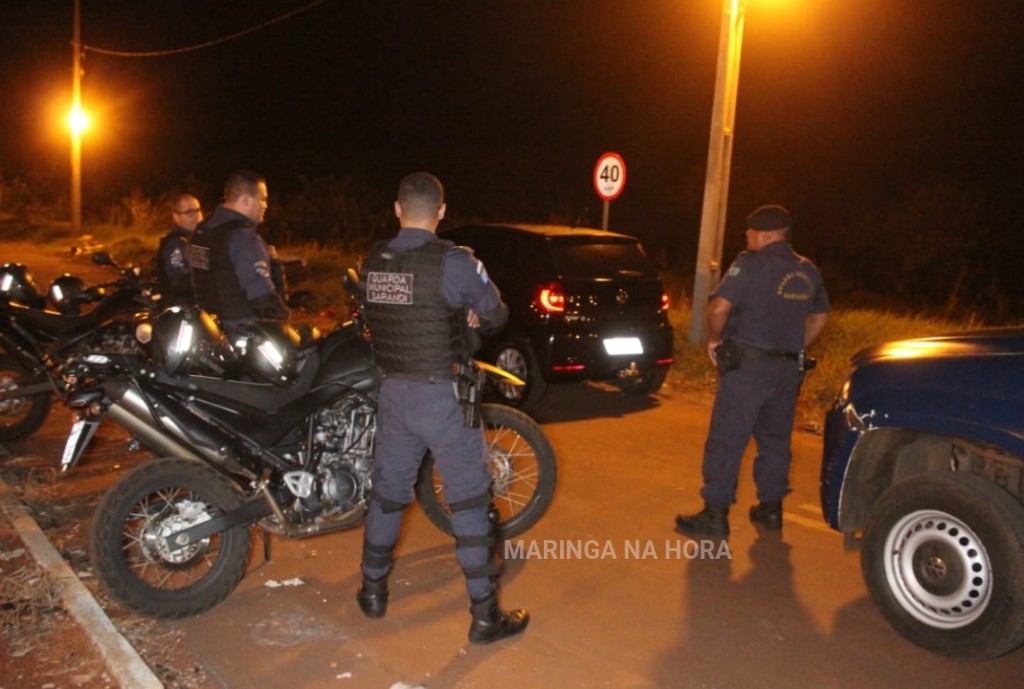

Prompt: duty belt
[
  {"left": 738, "top": 345, "right": 801, "bottom": 361},
  {"left": 738, "top": 344, "right": 817, "bottom": 372},
  {"left": 381, "top": 361, "right": 461, "bottom": 383}
]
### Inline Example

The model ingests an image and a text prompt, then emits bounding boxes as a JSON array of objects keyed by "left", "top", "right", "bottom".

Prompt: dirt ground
[
  {"left": 1, "top": 423, "right": 221, "bottom": 689},
  {"left": 0, "top": 505, "right": 114, "bottom": 689}
]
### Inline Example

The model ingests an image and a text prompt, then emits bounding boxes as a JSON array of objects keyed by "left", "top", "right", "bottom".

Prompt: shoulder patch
[
  {"left": 475, "top": 258, "right": 491, "bottom": 284},
  {"left": 726, "top": 265, "right": 741, "bottom": 277}
]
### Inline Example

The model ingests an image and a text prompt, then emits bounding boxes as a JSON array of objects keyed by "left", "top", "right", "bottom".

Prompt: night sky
[{"left": 3, "top": 0, "right": 1024, "bottom": 270}]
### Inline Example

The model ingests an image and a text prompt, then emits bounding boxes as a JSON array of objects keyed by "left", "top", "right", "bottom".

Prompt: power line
[{"left": 80, "top": 0, "right": 327, "bottom": 58}]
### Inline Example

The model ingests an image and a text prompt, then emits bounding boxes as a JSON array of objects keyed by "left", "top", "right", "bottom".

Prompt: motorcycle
[
  {"left": 0, "top": 252, "right": 155, "bottom": 442},
  {"left": 58, "top": 305, "right": 557, "bottom": 620}
]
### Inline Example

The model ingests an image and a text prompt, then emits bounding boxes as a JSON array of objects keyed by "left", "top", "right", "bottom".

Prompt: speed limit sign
[{"left": 594, "top": 152, "right": 626, "bottom": 201}]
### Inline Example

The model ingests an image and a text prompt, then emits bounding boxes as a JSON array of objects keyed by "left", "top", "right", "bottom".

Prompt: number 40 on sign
[{"left": 593, "top": 152, "right": 626, "bottom": 230}]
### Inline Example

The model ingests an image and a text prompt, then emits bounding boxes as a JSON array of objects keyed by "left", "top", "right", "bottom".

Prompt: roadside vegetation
[{"left": 1, "top": 176, "right": 1016, "bottom": 429}]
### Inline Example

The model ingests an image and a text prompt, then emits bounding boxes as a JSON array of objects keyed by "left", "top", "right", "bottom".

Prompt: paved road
[
  {"left": 3, "top": 242, "right": 1023, "bottom": 686},
  {"left": 8, "top": 380, "right": 1023, "bottom": 689}
]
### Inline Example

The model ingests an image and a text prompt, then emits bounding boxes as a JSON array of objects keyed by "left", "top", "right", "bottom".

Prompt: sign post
[{"left": 593, "top": 152, "right": 626, "bottom": 230}]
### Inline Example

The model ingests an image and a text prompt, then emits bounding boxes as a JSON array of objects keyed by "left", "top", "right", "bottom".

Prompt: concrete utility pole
[
  {"left": 689, "top": 0, "right": 746, "bottom": 344},
  {"left": 70, "top": 0, "right": 84, "bottom": 235}
]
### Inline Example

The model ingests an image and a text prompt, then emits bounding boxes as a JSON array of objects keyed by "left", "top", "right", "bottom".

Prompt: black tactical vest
[
  {"left": 361, "top": 239, "right": 465, "bottom": 380},
  {"left": 189, "top": 219, "right": 254, "bottom": 322}
]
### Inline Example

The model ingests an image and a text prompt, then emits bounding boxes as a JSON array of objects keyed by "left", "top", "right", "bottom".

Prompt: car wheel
[
  {"left": 861, "top": 471, "right": 1024, "bottom": 660},
  {"left": 489, "top": 340, "right": 547, "bottom": 409}
]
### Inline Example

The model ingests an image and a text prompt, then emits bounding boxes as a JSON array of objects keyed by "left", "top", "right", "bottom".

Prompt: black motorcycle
[
  {"left": 58, "top": 307, "right": 556, "bottom": 619},
  {"left": 0, "top": 253, "right": 155, "bottom": 442}
]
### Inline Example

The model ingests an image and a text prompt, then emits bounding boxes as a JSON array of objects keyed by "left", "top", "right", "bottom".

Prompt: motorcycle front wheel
[
  {"left": 0, "top": 353, "right": 51, "bottom": 442},
  {"left": 90, "top": 458, "right": 252, "bottom": 619},
  {"left": 416, "top": 403, "right": 557, "bottom": 539}
]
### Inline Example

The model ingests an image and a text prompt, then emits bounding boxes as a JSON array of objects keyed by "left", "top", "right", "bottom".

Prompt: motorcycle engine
[
  {"left": 282, "top": 393, "right": 376, "bottom": 521},
  {"left": 91, "top": 324, "right": 144, "bottom": 355}
]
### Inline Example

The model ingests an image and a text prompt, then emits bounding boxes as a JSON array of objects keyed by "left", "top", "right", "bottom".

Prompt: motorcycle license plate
[
  {"left": 603, "top": 337, "right": 643, "bottom": 356},
  {"left": 61, "top": 418, "right": 86, "bottom": 471}
]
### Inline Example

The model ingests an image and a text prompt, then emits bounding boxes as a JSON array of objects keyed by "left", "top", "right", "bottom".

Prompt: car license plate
[{"left": 603, "top": 337, "right": 643, "bottom": 355}]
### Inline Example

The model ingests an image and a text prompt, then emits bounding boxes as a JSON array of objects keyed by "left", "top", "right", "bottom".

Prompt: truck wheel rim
[{"left": 883, "top": 509, "right": 992, "bottom": 629}]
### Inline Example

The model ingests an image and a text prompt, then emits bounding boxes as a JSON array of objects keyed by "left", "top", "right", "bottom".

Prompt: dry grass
[
  {"left": 0, "top": 563, "right": 64, "bottom": 639},
  {"left": 665, "top": 301, "right": 1012, "bottom": 432}
]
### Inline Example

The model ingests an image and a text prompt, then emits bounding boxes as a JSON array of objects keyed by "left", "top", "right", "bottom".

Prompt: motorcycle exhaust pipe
[
  {"left": 108, "top": 403, "right": 204, "bottom": 463},
  {"left": 111, "top": 386, "right": 256, "bottom": 479},
  {"left": 257, "top": 485, "right": 366, "bottom": 538}
]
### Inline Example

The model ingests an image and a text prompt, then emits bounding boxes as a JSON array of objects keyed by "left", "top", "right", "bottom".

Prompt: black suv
[{"left": 439, "top": 223, "right": 674, "bottom": 408}]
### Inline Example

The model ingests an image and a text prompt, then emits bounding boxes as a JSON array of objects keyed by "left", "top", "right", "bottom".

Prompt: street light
[{"left": 689, "top": 0, "right": 747, "bottom": 344}]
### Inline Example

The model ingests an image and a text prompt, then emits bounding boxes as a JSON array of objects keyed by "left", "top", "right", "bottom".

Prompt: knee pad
[
  {"left": 370, "top": 489, "right": 410, "bottom": 514},
  {"left": 447, "top": 491, "right": 492, "bottom": 513}
]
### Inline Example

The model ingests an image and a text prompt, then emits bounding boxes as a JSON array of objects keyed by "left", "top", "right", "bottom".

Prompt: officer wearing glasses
[{"left": 158, "top": 193, "right": 203, "bottom": 306}]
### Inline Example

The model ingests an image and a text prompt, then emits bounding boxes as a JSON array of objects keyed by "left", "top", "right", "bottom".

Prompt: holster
[
  {"left": 455, "top": 361, "right": 485, "bottom": 428},
  {"left": 715, "top": 338, "right": 742, "bottom": 376}
]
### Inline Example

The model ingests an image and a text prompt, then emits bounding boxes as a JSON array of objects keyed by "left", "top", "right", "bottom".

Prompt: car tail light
[
  {"left": 534, "top": 282, "right": 565, "bottom": 314},
  {"left": 661, "top": 291, "right": 670, "bottom": 311}
]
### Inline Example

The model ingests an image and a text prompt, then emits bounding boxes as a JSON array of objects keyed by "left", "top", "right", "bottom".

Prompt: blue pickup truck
[{"left": 821, "top": 328, "right": 1024, "bottom": 660}]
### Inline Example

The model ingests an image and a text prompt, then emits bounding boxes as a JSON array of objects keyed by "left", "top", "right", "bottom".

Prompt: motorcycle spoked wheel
[
  {"left": 0, "top": 353, "right": 52, "bottom": 443},
  {"left": 415, "top": 403, "right": 557, "bottom": 539},
  {"left": 90, "top": 458, "right": 252, "bottom": 619}
]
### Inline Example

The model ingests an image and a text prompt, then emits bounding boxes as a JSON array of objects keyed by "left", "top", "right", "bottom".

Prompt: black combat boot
[
  {"left": 674, "top": 505, "right": 730, "bottom": 538},
  {"left": 468, "top": 590, "right": 530, "bottom": 644},
  {"left": 356, "top": 575, "right": 389, "bottom": 619},
  {"left": 749, "top": 501, "right": 783, "bottom": 531}
]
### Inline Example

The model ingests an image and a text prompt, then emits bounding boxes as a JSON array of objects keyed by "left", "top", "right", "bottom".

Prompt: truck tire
[{"left": 861, "top": 471, "right": 1024, "bottom": 660}]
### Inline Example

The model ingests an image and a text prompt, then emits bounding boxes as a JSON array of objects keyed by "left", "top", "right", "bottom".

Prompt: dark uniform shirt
[
  {"left": 713, "top": 240, "right": 829, "bottom": 352},
  {"left": 157, "top": 225, "right": 193, "bottom": 304}
]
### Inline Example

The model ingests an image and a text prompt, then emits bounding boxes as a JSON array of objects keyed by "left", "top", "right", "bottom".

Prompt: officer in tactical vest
[
  {"left": 356, "top": 171, "right": 528, "bottom": 644},
  {"left": 188, "top": 170, "right": 289, "bottom": 336}
]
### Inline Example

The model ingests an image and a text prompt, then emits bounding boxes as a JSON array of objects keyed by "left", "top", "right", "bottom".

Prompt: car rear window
[{"left": 548, "top": 238, "right": 657, "bottom": 279}]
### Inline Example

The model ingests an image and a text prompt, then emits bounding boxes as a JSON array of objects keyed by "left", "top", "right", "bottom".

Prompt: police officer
[
  {"left": 157, "top": 193, "right": 202, "bottom": 306},
  {"left": 675, "top": 205, "right": 829, "bottom": 538},
  {"left": 356, "top": 171, "right": 528, "bottom": 645},
  {"left": 188, "top": 171, "right": 289, "bottom": 336}
]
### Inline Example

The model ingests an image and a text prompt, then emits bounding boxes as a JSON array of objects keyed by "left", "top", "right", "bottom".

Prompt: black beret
[{"left": 745, "top": 205, "right": 792, "bottom": 232}]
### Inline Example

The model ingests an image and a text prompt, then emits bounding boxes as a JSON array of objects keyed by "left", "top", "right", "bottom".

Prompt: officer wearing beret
[
  {"left": 675, "top": 205, "right": 829, "bottom": 538},
  {"left": 189, "top": 170, "right": 289, "bottom": 337},
  {"left": 355, "top": 171, "right": 529, "bottom": 644}
]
